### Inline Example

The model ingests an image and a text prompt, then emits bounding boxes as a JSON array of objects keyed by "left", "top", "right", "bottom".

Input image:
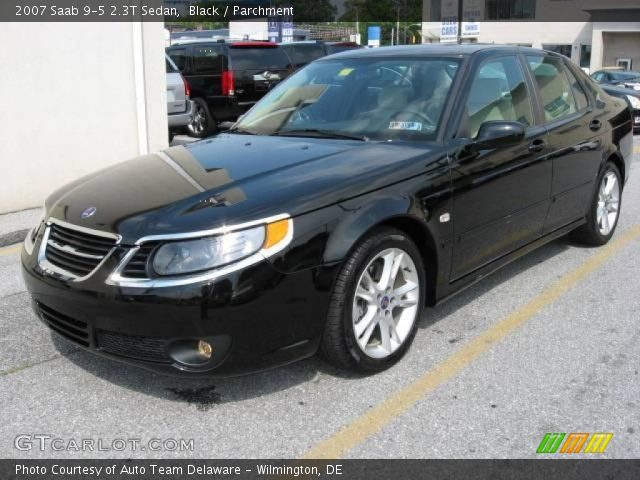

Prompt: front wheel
[
  {"left": 572, "top": 162, "right": 622, "bottom": 246},
  {"left": 321, "top": 228, "right": 425, "bottom": 373}
]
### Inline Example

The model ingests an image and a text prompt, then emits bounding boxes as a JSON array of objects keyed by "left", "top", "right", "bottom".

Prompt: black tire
[
  {"left": 320, "top": 227, "right": 425, "bottom": 373},
  {"left": 572, "top": 162, "right": 622, "bottom": 246},
  {"left": 187, "top": 98, "right": 217, "bottom": 138}
]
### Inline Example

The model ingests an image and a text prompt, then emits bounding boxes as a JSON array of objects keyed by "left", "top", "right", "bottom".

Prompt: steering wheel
[{"left": 390, "top": 109, "right": 436, "bottom": 127}]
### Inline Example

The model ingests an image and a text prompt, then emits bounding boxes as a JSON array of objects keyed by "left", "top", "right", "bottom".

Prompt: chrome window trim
[
  {"left": 107, "top": 215, "right": 293, "bottom": 288},
  {"left": 37, "top": 218, "right": 119, "bottom": 282}
]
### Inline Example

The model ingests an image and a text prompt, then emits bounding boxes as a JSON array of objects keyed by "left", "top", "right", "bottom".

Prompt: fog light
[{"left": 198, "top": 340, "right": 213, "bottom": 359}]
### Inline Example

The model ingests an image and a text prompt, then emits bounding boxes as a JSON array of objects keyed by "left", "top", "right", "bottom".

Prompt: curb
[{"left": 0, "top": 229, "right": 29, "bottom": 248}]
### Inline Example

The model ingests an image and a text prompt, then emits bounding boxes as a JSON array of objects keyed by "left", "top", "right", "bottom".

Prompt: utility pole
[{"left": 457, "top": 0, "right": 463, "bottom": 44}]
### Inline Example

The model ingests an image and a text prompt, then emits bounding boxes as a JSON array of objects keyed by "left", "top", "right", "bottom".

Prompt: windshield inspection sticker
[{"left": 388, "top": 121, "right": 423, "bottom": 131}]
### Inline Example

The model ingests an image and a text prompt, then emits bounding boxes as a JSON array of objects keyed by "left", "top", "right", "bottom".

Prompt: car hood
[{"left": 46, "top": 133, "right": 447, "bottom": 244}]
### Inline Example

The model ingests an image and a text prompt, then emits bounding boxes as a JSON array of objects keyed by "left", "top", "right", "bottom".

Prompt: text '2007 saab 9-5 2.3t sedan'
[{"left": 22, "top": 45, "right": 633, "bottom": 376}]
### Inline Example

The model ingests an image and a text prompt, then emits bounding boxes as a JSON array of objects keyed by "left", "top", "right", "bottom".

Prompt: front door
[{"left": 449, "top": 55, "right": 552, "bottom": 280}]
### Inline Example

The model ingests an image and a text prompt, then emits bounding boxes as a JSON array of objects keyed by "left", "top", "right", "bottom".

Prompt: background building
[
  {"left": 0, "top": 23, "right": 167, "bottom": 214},
  {"left": 422, "top": 0, "right": 640, "bottom": 72}
]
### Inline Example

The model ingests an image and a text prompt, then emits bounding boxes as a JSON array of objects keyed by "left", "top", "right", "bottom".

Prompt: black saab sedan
[{"left": 22, "top": 45, "right": 633, "bottom": 376}]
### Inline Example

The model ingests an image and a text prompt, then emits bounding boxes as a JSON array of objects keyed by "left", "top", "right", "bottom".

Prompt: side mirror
[{"left": 468, "top": 121, "right": 525, "bottom": 152}]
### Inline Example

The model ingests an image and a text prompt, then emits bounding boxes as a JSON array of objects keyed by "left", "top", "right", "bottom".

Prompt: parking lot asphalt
[{"left": 1, "top": 138, "right": 639, "bottom": 460}]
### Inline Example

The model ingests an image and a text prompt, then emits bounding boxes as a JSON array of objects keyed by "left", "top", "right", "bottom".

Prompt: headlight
[
  {"left": 151, "top": 219, "right": 291, "bottom": 276},
  {"left": 626, "top": 94, "right": 640, "bottom": 109}
]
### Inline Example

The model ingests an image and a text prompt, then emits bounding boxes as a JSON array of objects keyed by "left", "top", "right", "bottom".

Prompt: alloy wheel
[
  {"left": 189, "top": 105, "right": 206, "bottom": 135},
  {"left": 352, "top": 248, "right": 420, "bottom": 359},
  {"left": 596, "top": 171, "right": 620, "bottom": 236}
]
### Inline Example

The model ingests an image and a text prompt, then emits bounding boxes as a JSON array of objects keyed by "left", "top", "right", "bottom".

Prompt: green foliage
[
  {"left": 273, "top": 0, "right": 337, "bottom": 22},
  {"left": 340, "top": 0, "right": 422, "bottom": 23}
]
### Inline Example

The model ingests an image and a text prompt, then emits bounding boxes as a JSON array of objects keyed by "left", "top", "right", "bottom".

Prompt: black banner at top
[{"left": 2, "top": 0, "right": 640, "bottom": 22}]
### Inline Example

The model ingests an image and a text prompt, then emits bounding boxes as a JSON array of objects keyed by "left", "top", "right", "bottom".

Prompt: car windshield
[
  {"left": 233, "top": 57, "right": 461, "bottom": 141},
  {"left": 611, "top": 71, "right": 640, "bottom": 81}
]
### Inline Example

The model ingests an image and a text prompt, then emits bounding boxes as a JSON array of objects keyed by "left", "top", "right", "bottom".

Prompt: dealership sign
[
  {"left": 440, "top": 0, "right": 458, "bottom": 42},
  {"left": 462, "top": 0, "right": 482, "bottom": 37},
  {"left": 440, "top": 0, "right": 482, "bottom": 41}
]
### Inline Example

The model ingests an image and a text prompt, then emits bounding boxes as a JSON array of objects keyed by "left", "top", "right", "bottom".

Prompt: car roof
[
  {"left": 168, "top": 40, "right": 281, "bottom": 49},
  {"left": 322, "top": 43, "right": 552, "bottom": 59},
  {"left": 279, "top": 40, "right": 325, "bottom": 45}
]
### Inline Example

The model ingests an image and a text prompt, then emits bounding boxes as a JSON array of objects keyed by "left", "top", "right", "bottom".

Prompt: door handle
[
  {"left": 589, "top": 119, "right": 602, "bottom": 131},
  {"left": 528, "top": 139, "right": 546, "bottom": 153}
]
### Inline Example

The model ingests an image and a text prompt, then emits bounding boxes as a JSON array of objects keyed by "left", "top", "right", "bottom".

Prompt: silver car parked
[{"left": 166, "top": 55, "right": 194, "bottom": 141}]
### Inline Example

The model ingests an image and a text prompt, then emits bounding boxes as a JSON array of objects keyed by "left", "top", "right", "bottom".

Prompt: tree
[
  {"left": 340, "top": 0, "right": 421, "bottom": 23},
  {"left": 273, "top": 0, "right": 337, "bottom": 22}
]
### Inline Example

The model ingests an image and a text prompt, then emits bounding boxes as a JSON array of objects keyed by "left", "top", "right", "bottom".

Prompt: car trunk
[{"left": 228, "top": 43, "right": 292, "bottom": 104}]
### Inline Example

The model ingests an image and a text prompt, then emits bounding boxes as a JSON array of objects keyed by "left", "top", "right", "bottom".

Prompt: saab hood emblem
[{"left": 80, "top": 207, "right": 97, "bottom": 219}]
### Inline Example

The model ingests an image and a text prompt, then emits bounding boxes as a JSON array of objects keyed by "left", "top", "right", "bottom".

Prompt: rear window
[
  {"left": 193, "top": 46, "right": 222, "bottom": 74},
  {"left": 165, "top": 57, "right": 178, "bottom": 73},
  {"left": 230, "top": 47, "right": 291, "bottom": 71},
  {"left": 326, "top": 44, "right": 361, "bottom": 55},
  {"left": 167, "top": 48, "right": 187, "bottom": 72},
  {"left": 292, "top": 44, "right": 325, "bottom": 66}
]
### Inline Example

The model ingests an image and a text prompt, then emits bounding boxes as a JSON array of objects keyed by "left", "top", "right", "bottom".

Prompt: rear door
[
  {"left": 165, "top": 56, "right": 187, "bottom": 114},
  {"left": 228, "top": 43, "right": 293, "bottom": 105},
  {"left": 525, "top": 54, "right": 603, "bottom": 233}
]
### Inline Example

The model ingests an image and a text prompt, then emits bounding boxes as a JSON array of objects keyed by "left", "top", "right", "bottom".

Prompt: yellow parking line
[
  {"left": 303, "top": 225, "right": 640, "bottom": 459},
  {"left": 0, "top": 244, "right": 22, "bottom": 256},
  {"left": 634, "top": 145, "right": 640, "bottom": 154}
]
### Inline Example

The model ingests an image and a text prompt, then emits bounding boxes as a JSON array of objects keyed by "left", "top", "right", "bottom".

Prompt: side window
[
  {"left": 168, "top": 49, "right": 187, "bottom": 72},
  {"left": 192, "top": 46, "right": 222, "bottom": 74},
  {"left": 527, "top": 55, "right": 579, "bottom": 122},
  {"left": 563, "top": 64, "right": 589, "bottom": 111},
  {"left": 465, "top": 56, "right": 534, "bottom": 138},
  {"left": 592, "top": 72, "right": 603, "bottom": 82}
]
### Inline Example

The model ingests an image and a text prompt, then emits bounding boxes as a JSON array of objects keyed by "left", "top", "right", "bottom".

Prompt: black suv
[
  {"left": 280, "top": 41, "right": 362, "bottom": 70},
  {"left": 167, "top": 41, "right": 293, "bottom": 137}
]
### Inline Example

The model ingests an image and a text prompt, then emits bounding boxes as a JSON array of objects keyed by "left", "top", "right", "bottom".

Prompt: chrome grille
[
  {"left": 43, "top": 221, "right": 117, "bottom": 278},
  {"left": 121, "top": 242, "right": 159, "bottom": 279}
]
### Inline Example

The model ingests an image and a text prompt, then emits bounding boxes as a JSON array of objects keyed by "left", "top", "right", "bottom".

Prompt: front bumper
[
  {"left": 21, "top": 240, "right": 333, "bottom": 377},
  {"left": 167, "top": 100, "right": 195, "bottom": 128},
  {"left": 633, "top": 108, "right": 640, "bottom": 131}
]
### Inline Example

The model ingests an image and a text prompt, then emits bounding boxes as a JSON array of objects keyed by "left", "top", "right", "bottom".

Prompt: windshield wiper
[
  {"left": 271, "top": 129, "right": 369, "bottom": 141},
  {"left": 227, "top": 127, "right": 257, "bottom": 135}
]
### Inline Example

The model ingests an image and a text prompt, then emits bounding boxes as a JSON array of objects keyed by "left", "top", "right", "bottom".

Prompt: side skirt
[{"left": 434, "top": 218, "right": 586, "bottom": 306}]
